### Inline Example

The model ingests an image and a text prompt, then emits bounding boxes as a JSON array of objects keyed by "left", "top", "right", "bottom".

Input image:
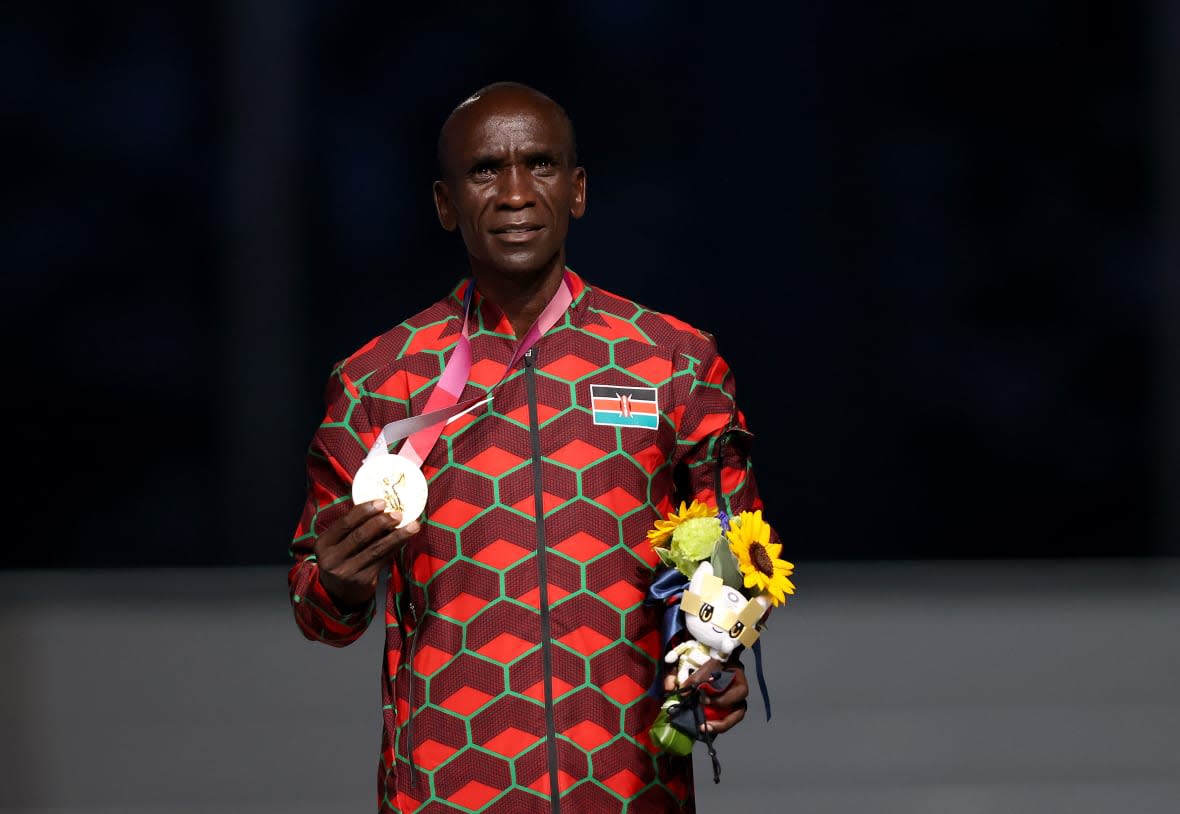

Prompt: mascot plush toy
[{"left": 667, "top": 560, "right": 771, "bottom": 687}]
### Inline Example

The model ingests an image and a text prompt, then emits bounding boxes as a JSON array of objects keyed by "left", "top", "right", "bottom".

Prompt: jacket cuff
[{"left": 297, "top": 563, "right": 376, "bottom": 624}]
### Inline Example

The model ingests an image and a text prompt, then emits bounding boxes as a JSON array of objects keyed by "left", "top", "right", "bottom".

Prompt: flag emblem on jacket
[{"left": 590, "top": 384, "right": 660, "bottom": 429}]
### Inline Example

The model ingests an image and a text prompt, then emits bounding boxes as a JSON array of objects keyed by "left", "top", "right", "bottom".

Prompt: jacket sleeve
[
  {"left": 669, "top": 333, "right": 773, "bottom": 528},
  {"left": 287, "top": 362, "right": 407, "bottom": 646},
  {"left": 669, "top": 334, "right": 783, "bottom": 666}
]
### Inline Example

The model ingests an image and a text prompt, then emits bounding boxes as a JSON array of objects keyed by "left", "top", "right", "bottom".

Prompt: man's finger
[
  {"left": 321, "top": 507, "right": 403, "bottom": 564},
  {"left": 682, "top": 659, "right": 726, "bottom": 691},
  {"left": 323, "top": 501, "right": 388, "bottom": 543},
  {"left": 701, "top": 700, "right": 746, "bottom": 735},
  {"left": 703, "top": 665, "right": 749, "bottom": 709},
  {"left": 315, "top": 501, "right": 388, "bottom": 558},
  {"left": 359, "top": 521, "right": 420, "bottom": 567}
]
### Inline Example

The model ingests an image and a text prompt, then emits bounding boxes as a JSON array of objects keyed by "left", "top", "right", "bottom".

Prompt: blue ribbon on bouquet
[{"left": 643, "top": 568, "right": 772, "bottom": 721}]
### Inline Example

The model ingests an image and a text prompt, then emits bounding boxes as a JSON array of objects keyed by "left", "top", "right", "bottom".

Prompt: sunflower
[
  {"left": 646, "top": 499, "right": 716, "bottom": 549},
  {"left": 727, "top": 509, "right": 795, "bottom": 606}
]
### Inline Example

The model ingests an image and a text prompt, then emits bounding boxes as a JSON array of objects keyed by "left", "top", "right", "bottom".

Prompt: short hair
[{"left": 436, "top": 81, "right": 578, "bottom": 178}]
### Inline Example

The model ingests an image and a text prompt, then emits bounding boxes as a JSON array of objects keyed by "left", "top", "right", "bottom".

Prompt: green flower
[{"left": 670, "top": 516, "right": 722, "bottom": 575}]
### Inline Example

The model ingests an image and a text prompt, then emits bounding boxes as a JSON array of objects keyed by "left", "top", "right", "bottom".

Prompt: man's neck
[{"left": 470, "top": 259, "right": 566, "bottom": 338}]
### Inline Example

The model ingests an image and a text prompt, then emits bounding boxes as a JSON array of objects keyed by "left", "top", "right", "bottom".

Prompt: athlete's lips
[{"left": 490, "top": 222, "right": 544, "bottom": 244}]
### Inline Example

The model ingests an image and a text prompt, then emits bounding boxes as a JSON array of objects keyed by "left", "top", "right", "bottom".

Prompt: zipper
[
  {"left": 524, "top": 347, "right": 561, "bottom": 814},
  {"left": 402, "top": 581, "right": 421, "bottom": 785}
]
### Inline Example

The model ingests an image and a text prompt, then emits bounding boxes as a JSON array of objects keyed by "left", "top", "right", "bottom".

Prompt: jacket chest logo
[{"left": 590, "top": 384, "right": 659, "bottom": 429}]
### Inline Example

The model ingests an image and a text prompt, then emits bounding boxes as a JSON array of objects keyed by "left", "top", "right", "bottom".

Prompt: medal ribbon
[{"left": 366, "top": 271, "right": 574, "bottom": 466}]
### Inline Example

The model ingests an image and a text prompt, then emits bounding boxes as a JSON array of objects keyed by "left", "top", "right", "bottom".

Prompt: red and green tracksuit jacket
[{"left": 288, "top": 270, "right": 769, "bottom": 813}]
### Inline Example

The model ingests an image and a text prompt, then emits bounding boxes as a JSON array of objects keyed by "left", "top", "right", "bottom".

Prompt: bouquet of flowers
[{"left": 644, "top": 500, "right": 794, "bottom": 775}]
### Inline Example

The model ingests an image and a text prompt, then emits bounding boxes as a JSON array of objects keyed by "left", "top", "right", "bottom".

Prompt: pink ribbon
[{"left": 366, "top": 272, "right": 574, "bottom": 467}]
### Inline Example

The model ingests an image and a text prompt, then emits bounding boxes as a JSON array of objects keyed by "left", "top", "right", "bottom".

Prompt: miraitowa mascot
[
  {"left": 653, "top": 561, "right": 771, "bottom": 781},
  {"left": 669, "top": 561, "right": 770, "bottom": 685}
]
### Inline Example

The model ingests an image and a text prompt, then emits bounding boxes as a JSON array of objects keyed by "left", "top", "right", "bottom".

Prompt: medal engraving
[
  {"left": 381, "top": 472, "right": 406, "bottom": 512},
  {"left": 352, "top": 453, "right": 428, "bottom": 529}
]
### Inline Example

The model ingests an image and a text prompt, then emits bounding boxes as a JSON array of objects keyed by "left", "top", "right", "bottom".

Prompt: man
[{"left": 288, "top": 82, "right": 771, "bottom": 813}]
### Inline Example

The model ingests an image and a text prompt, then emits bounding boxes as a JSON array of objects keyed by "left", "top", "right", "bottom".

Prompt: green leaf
[
  {"left": 711, "top": 543, "right": 744, "bottom": 590},
  {"left": 655, "top": 547, "right": 677, "bottom": 569}
]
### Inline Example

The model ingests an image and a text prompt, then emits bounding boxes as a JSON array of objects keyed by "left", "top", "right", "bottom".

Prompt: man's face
[{"left": 433, "top": 92, "right": 586, "bottom": 278}]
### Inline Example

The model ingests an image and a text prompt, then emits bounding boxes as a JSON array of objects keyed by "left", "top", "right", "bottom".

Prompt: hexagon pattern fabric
[{"left": 289, "top": 271, "right": 768, "bottom": 813}]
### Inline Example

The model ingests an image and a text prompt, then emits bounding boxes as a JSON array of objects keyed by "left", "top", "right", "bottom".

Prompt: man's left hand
[{"left": 663, "top": 657, "right": 748, "bottom": 735}]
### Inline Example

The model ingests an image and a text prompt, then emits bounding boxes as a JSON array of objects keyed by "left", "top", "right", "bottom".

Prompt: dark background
[{"left": 3, "top": 1, "right": 1176, "bottom": 568}]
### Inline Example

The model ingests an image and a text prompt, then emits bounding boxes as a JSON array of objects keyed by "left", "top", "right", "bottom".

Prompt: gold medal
[{"left": 351, "top": 453, "right": 428, "bottom": 529}]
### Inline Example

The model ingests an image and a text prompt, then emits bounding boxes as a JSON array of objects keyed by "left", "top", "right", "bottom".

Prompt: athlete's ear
[
  {"left": 688, "top": 560, "right": 714, "bottom": 594},
  {"left": 569, "top": 167, "right": 586, "bottom": 220},
  {"left": 434, "top": 180, "right": 458, "bottom": 231}
]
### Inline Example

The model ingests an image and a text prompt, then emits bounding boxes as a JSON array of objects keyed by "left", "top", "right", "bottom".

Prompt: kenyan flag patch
[{"left": 590, "top": 384, "right": 660, "bottom": 429}]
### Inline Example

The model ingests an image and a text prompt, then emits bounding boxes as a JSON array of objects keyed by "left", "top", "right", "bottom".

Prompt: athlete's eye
[
  {"left": 530, "top": 156, "right": 557, "bottom": 174},
  {"left": 469, "top": 163, "right": 497, "bottom": 180}
]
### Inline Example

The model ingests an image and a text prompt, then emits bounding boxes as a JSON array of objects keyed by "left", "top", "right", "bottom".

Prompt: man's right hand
[{"left": 313, "top": 500, "right": 421, "bottom": 609}]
